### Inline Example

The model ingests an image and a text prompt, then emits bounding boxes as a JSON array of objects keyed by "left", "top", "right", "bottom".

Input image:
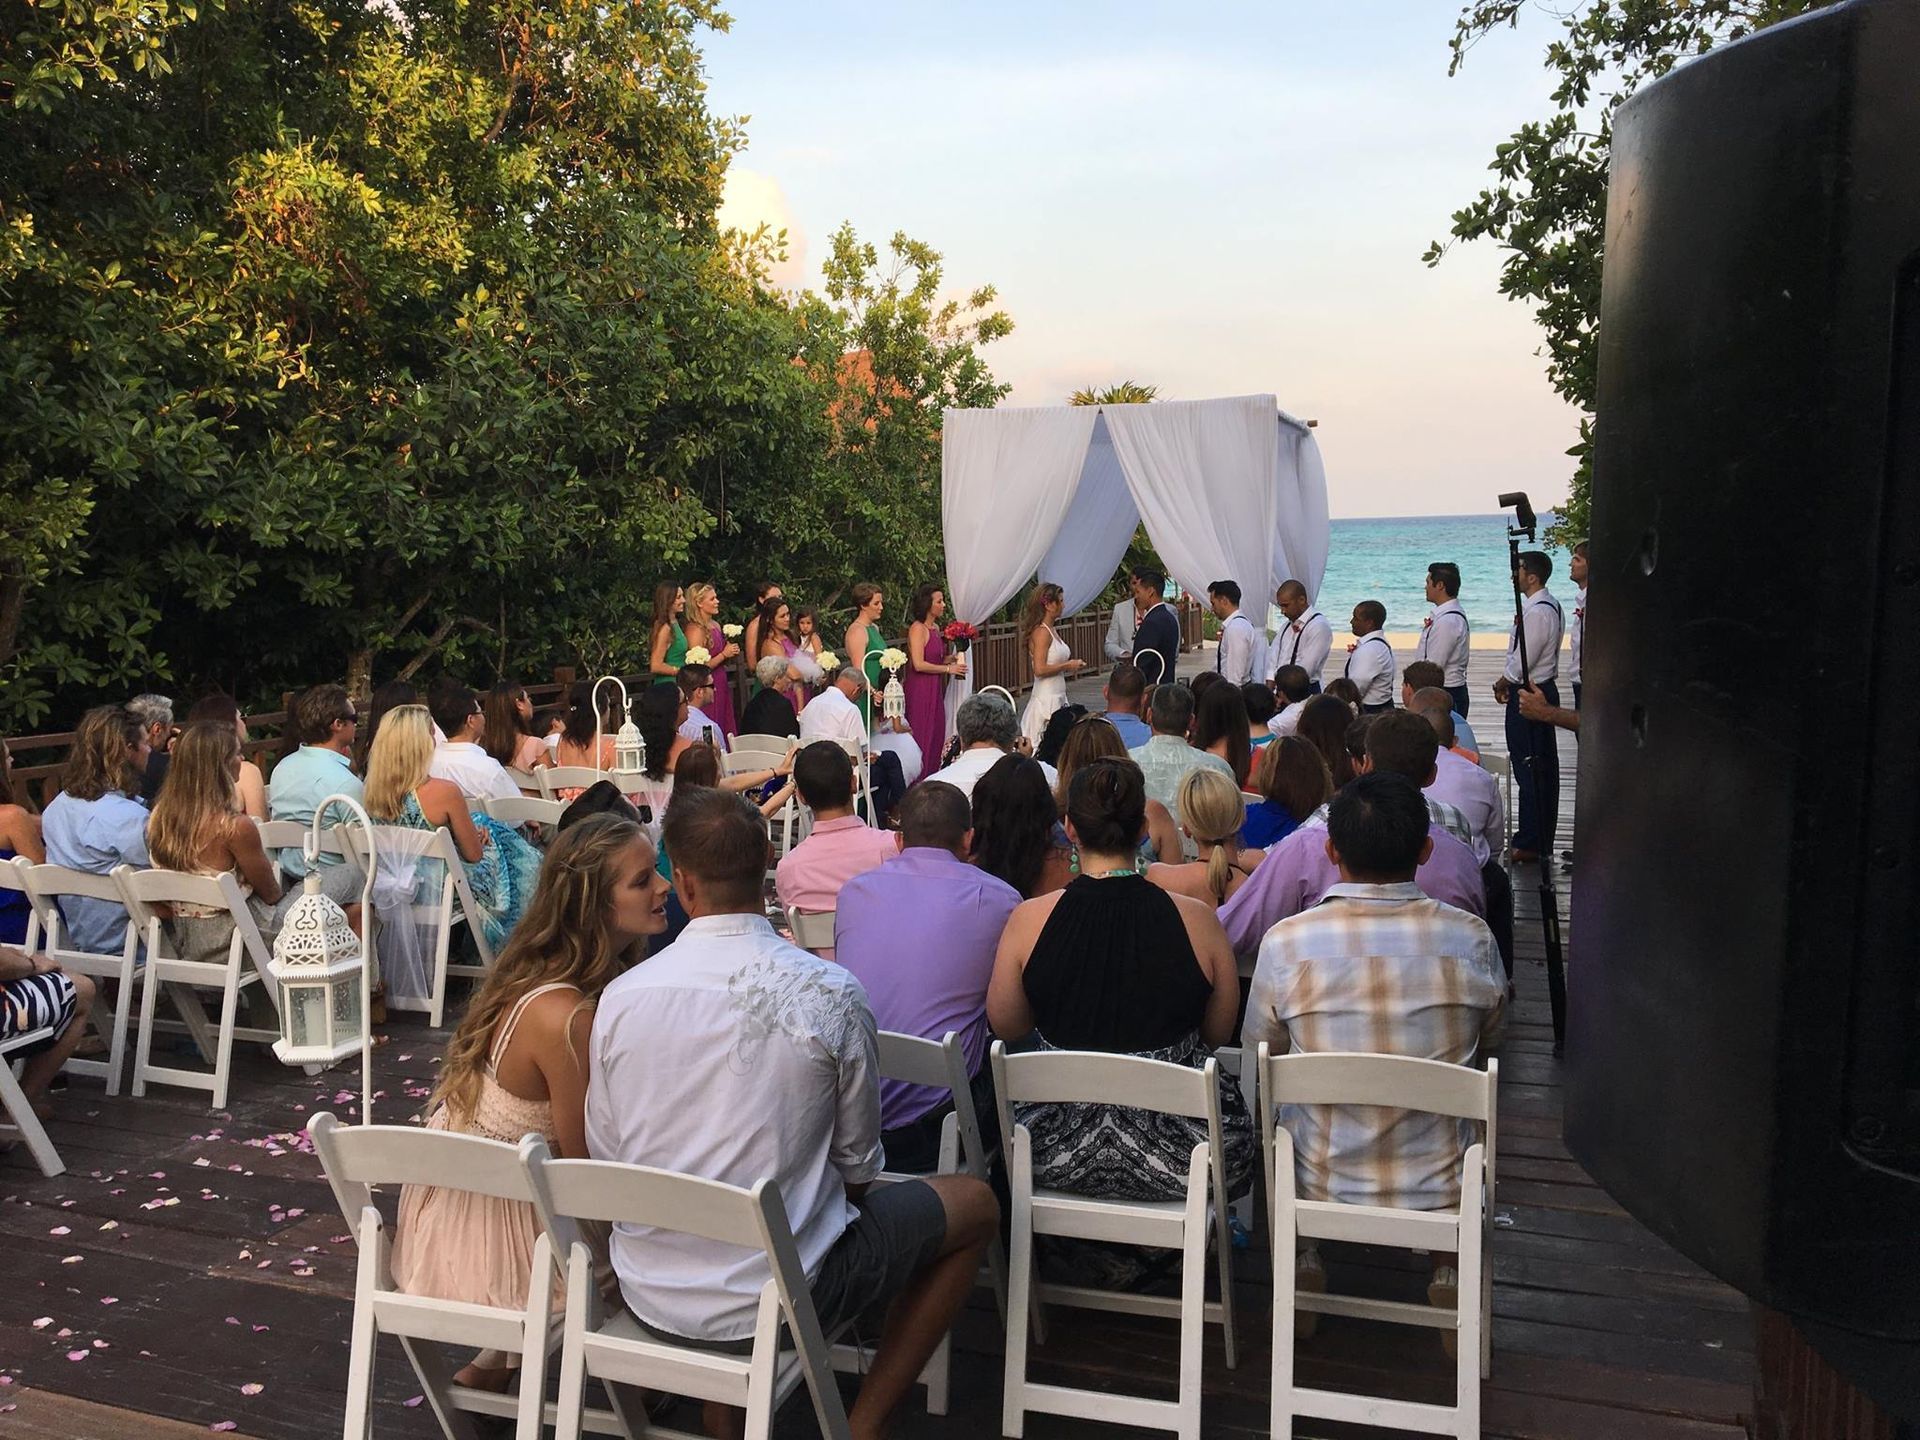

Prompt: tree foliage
[
  {"left": 0, "top": 0, "right": 1009, "bottom": 726},
  {"left": 1069, "top": 381, "right": 1157, "bottom": 406},
  {"left": 1427, "top": 0, "right": 1834, "bottom": 541}
]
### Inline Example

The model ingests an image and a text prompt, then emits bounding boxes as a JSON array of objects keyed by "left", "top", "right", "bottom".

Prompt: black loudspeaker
[{"left": 1569, "top": 0, "right": 1920, "bottom": 1417}]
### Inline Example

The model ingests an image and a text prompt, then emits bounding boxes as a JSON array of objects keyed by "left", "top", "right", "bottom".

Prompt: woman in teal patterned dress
[
  {"left": 844, "top": 582, "right": 888, "bottom": 729},
  {"left": 647, "top": 581, "right": 688, "bottom": 686}
]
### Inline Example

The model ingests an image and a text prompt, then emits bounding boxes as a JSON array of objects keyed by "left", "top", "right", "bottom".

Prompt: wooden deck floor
[{"left": 1, "top": 650, "right": 1756, "bottom": 1440}]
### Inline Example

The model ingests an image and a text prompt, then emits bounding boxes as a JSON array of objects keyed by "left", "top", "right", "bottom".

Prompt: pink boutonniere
[
  {"left": 1422, "top": 615, "right": 1433, "bottom": 630},
  {"left": 1345, "top": 642, "right": 1357, "bottom": 653},
  {"left": 1575, "top": 606, "right": 1585, "bottom": 621}
]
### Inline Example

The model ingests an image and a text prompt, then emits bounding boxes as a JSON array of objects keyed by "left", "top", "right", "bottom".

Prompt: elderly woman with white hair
[{"left": 738, "top": 654, "right": 802, "bottom": 740}]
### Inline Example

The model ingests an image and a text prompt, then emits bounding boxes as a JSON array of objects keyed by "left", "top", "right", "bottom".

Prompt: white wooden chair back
[
  {"left": 253, "top": 819, "right": 359, "bottom": 875},
  {"left": 0, "top": 1021, "right": 64, "bottom": 1176},
  {"left": 519, "top": 1137, "right": 853, "bottom": 1440},
  {"left": 1479, "top": 750, "right": 1515, "bottom": 836},
  {"left": 481, "top": 794, "right": 567, "bottom": 841},
  {"left": 731, "top": 734, "right": 796, "bottom": 763},
  {"left": 784, "top": 906, "right": 835, "bottom": 955},
  {"left": 341, "top": 823, "right": 492, "bottom": 1028},
  {"left": 989, "top": 1040, "right": 1238, "bottom": 1438},
  {"left": 1258, "top": 1044, "right": 1498, "bottom": 1431},
  {"left": 721, "top": 749, "right": 778, "bottom": 780},
  {"left": 308, "top": 1113, "right": 589, "bottom": 1440},
  {"left": 0, "top": 856, "right": 42, "bottom": 951},
  {"left": 119, "top": 865, "right": 280, "bottom": 1112},
  {"left": 537, "top": 765, "right": 612, "bottom": 800},
  {"left": 20, "top": 861, "right": 141, "bottom": 1096},
  {"left": 828, "top": 736, "right": 876, "bottom": 819},
  {"left": 504, "top": 765, "right": 542, "bottom": 793}
]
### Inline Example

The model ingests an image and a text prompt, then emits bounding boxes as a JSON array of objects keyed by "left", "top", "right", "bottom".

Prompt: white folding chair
[
  {"left": 1479, "top": 751, "right": 1514, "bottom": 840},
  {"left": 504, "top": 766, "right": 543, "bottom": 794},
  {"left": 783, "top": 906, "right": 835, "bottom": 956},
  {"left": 1, "top": 1021, "right": 64, "bottom": 1176},
  {"left": 520, "top": 1137, "right": 854, "bottom": 1440},
  {"left": 830, "top": 737, "right": 876, "bottom": 821},
  {"left": 482, "top": 795, "right": 566, "bottom": 844},
  {"left": 308, "top": 1113, "right": 631, "bottom": 1440},
  {"left": 255, "top": 819, "right": 362, "bottom": 884},
  {"left": 731, "top": 734, "right": 797, "bottom": 764},
  {"left": 21, "top": 862, "right": 141, "bottom": 1096},
  {"left": 121, "top": 866, "right": 281, "bottom": 1111},
  {"left": 1258, "top": 1046, "right": 1497, "bottom": 1439},
  {"left": 991, "top": 1041, "right": 1238, "bottom": 1440},
  {"left": 536, "top": 766, "right": 610, "bottom": 801},
  {"left": 343, "top": 824, "right": 494, "bottom": 1029}
]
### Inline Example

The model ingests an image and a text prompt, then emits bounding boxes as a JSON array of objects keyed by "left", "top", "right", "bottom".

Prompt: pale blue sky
[{"left": 704, "top": 3, "right": 1580, "bottom": 519}]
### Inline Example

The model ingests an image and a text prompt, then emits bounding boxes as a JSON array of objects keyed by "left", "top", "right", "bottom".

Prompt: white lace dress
[{"left": 1020, "top": 625, "right": 1071, "bottom": 751}]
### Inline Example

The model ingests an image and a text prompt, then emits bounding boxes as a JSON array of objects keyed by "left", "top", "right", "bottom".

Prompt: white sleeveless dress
[{"left": 1020, "top": 624, "right": 1071, "bottom": 751}]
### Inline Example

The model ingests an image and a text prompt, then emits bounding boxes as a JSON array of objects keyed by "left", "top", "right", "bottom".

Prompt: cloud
[{"left": 717, "top": 166, "right": 808, "bottom": 287}]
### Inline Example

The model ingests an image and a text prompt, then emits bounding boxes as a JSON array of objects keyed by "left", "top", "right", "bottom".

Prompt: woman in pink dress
[
  {"left": 904, "top": 583, "right": 966, "bottom": 780},
  {"left": 684, "top": 582, "right": 739, "bottom": 739}
]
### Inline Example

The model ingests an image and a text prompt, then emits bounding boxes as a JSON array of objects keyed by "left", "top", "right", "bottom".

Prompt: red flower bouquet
[{"left": 942, "top": 620, "right": 979, "bottom": 654}]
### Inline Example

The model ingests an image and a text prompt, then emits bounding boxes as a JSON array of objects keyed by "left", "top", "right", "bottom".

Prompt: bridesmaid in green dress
[
  {"left": 648, "top": 581, "right": 688, "bottom": 685},
  {"left": 845, "top": 583, "right": 888, "bottom": 729}
]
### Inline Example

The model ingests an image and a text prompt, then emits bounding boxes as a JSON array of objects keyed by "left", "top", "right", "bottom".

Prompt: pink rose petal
[
  {"left": 404, "top": 1396, "right": 424, "bottom": 1407},
  {"left": 101, "top": 1297, "right": 118, "bottom": 1305},
  {"left": 239, "top": 1383, "right": 262, "bottom": 1395},
  {"left": 66, "top": 1349, "right": 88, "bottom": 1361},
  {"left": 49, "top": 1225, "right": 70, "bottom": 1235},
  {"left": 250, "top": 1325, "right": 269, "bottom": 1333},
  {"left": 30, "top": 1318, "right": 51, "bottom": 1330},
  {"left": 210, "top": 1424, "right": 238, "bottom": 1433}
]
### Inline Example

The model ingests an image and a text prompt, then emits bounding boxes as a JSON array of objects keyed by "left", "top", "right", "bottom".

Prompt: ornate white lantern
[
  {"left": 267, "top": 794, "right": 377, "bottom": 1121},
  {"left": 593, "top": 675, "right": 645, "bottom": 774},
  {"left": 879, "top": 647, "right": 907, "bottom": 725}
]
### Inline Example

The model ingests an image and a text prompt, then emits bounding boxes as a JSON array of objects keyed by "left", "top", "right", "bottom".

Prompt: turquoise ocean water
[{"left": 1303, "top": 513, "right": 1572, "bottom": 635}]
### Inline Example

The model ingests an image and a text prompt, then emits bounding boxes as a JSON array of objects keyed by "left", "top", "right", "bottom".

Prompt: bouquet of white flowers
[
  {"left": 722, "top": 623, "right": 743, "bottom": 639},
  {"left": 684, "top": 646, "right": 712, "bottom": 666},
  {"left": 878, "top": 647, "right": 908, "bottom": 673}
]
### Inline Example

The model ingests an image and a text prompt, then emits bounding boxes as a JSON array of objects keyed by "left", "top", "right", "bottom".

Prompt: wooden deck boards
[{"left": 1, "top": 647, "right": 1754, "bottom": 1439}]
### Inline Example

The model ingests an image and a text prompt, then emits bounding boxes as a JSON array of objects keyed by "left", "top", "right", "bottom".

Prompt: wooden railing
[{"left": 0, "top": 600, "right": 1206, "bottom": 810}]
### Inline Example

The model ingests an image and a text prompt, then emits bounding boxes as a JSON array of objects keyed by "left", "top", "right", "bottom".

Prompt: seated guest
[
  {"left": 1360, "top": 712, "right": 1476, "bottom": 853},
  {"left": 1098, "top": 662, "right": 1152, "bottom": 748},
  {"left": 0, "top": 740, "right": 46, "bottom": 945},
  {"left": 926, "top": 693, "right": 1058, "bottom": 800},
  {"left": 1410, "top": 685, "right": 1482, "bottom": 764},
  {"left": 553, "top": 681, "right": 618, "bottom": 776},
  {"left": 1243, "top": 684, "right": 1278, "bottom": 754},
  {"left": 676, "top": 663, "right": 730, "bottom": 753},
  {"left": 738, "top": 654, "right": 801, "bottom": 740},
  {"left": 774, "top": 742, "right": 899, "bottom": 953},
  {"left": 127, "top": 692, "right": 175, "bottom": 803},
  {"left": 366, "top": 705, "right": 541, "bottom": 964},
  {"left": 1242, "top": 736, "right": 1333, "bottom": 849},
  {"left": 41, "top": 706, "right": 151, "bottom": 956},
  {"left": 1414, "top": 702, "right": 1514, "bottom": 981},
  {"left": 1322, "top": 677, "right": 1364, "bottom": 713},
  {"left": 1294, "top": 693, "right": 1358, "bottom": 790},
  {"left": 1242, "top": 772, "right": 1505, "bottom": 1321},
  {"left": 798, "top": 665, "right": 907, "bottom": 822},
  {"left": 269, "top": 684, "right": 365, "bottom": 900},
  {"left": 988, "top": 759, "right": 1254, "bottom": 1213},
  {"left": 0, "top": 943, "right": 96, "bottom": 1120},
  {"left": 145, "top": 722, "right": 290, "bottom": 963},
  {"left": 1052, "top": 716, "right": 1178, "bottom": 865},
  {"left": 185, "top": 693, "right": 267, "bottom": 819},
  {"left": 1344, "top": 714, "right": 1376, "bottom": 782},
  {"left": 673, "top": 741, "right": 794, "bottom": 818},
  {"left": 835, "top": 781, "right": 1020, "bottom": 1171},
  {"left": 971, "top": 755, "right": 1071, "bottom": 899},
  {"left": 1149, "top": 767, "right": 1264, "bottom": 906},
  {"left": 587, "top": 789, "right": 997, "bottom": 1439},
  {"left": 1402, "top": 661, "right": 1480, "bottom": 758},
  {"left": 1127, "top": 682, "right": 1233, "bottom": 812},
  {"left": 1269, "top": 665, "right": 1314, "bottom": 738},
  {"left": 428, "top": 683, "right": 520, "bottom": 802},
  {"left": 1343, "top": 600, "right": 1396, "bottom": 713},
  {"left": 480, "top": 683, "right": 551, "bottom": 774},
  {"left": 394, "top": 813, "right": 668, "bottom": 1392},
  {"left": 1188, "top": 671, "right": 1224, "bottom": 711},
  {"left": 1193, "top": 681, "right": 1253, "bottom": 787},
  {"left": 1033, "top": 704, "right": 1087, "bottom": 769},
  {"left": 1218, "top": 754, "right": 1485, "bottom": 959}
]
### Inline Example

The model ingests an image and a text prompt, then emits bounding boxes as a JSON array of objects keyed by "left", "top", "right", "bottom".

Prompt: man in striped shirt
[{"left": 1244, "top": 772, "right": 1505, "bottom": 1217}]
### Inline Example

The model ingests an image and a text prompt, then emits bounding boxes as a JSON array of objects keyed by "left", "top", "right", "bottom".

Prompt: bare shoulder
[
  {"left": 1167, "top": 888, "right": 1229, "bottom": 935},
  {"left": 1006, "top": 888, "right": 1065, "bottom": 938},
  {"left": 417, "top": 777, "right": 463, "bottom": 813}
]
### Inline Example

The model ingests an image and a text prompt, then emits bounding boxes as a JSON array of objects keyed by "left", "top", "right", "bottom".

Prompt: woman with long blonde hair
[
  {"left": 40, "top": 706, "right": 151, "bottom": 958},
  {"left": 364, "top": 705, "right": 540, "bottom": 956},
  {"left": 683, "top": 582, "right": 740, "bottom": 739},
  {"left": 392, "top": 813, "right": 669, "bottom": 1391},
  {"left": 1149, "top": 766, "right": 1265, "bottom": 906}
]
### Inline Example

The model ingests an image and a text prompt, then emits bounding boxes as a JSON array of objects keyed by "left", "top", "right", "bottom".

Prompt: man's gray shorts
[{"left": 633, "top": 1178, "right": 949, "bottom": 1353}]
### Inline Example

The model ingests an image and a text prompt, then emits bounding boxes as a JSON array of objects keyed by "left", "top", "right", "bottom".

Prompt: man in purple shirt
[{"left": 834, "top": 781, "right": 1021, "bottom": 1172}]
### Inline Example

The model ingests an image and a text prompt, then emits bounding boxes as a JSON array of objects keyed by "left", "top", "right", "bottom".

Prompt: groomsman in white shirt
[
  {"left": 1414, "top": 562, "right": 1473, "bottom": 717},
  {"left": 1271, "top": 580, "right": 1332, "bottom": 692},
  {"left": 1105, "top": 592, "right": 1142, "bottom": 664},
  {"left": 1568, "top": 541, "right": 1588, "bottom": 709},
  {"left": 1344, "top": 600, "right": 1398, "bottom": 712},
  {"left": 1207, "top": 580, "right": 1258, "bottom": 685},
  {"left": 1491, "top": 551, "right": 1564, "bottom": 862}
]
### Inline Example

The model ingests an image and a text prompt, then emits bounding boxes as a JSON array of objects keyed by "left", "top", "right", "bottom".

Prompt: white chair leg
[
  {"left": 130, "top": 959, "right": 161, "bottom": 1099},
  {"left": 0, "top": 1058, "right": 63, "bottom": 1177},
  {"left": 427, "top": 920, "right": 451, "bottom": 1030},
  {"left": 209, "top": 961, "right": 242, "bottom": 1112},
  {"left": 341, "top": 1228, "right": 381, "bottom": 1440},
  {"left": 103, "top": 959, "right": 135, "bottom": 1097},
  {"left": 397, "top": 1335, "right": 482, "bottom": 1440},
  {"left": 1002, "top": 1129, "right": 1033, "bottom": 1439},
  {"left": 1481, "top": 1207, "right": 1494, "bottom": 1381},
  {"left": 551, "top": 1247, "right": 592, "bottom": 1440},
  {"left": 1270, "top": 1187, "right": 1297, "bottom": 1440},
  {"left": 1176, "top": 1151, "right": 1207, "bottom": 1440},
  {"left": 1456, "top": 1178, "right": 1485, "bottom": 1438}
]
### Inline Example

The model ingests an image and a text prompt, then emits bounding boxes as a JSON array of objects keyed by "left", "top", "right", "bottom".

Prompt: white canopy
[{"left": 939, "top": 394, "right": 1330, "bottom": 715}]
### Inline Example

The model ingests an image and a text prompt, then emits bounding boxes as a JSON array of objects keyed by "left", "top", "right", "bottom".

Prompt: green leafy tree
[
  {"left": 1426, "top": 0, "right": 1833, "bottom": 542},
  {"left": 1069, "top": 381, "right": 1157, "bottom": 406}
]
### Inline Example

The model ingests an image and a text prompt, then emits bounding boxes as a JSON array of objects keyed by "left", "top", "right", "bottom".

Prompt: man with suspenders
[
  {"left": 1272, "top": 579, "right": 1332, "bottom": 692},
  {"left": 1344, "top": 600, "right": 1397, "bottom": 713},
  {"left": 1415, "top": 562, "right": 1472, "bottom": 716},
  {"left": 1491, "top": 551, "right": 1565, "bottom": 863}
]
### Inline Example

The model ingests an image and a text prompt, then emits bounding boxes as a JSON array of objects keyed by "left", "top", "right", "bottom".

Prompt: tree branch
[{"left": 394, "top": 616, "right": 496, "bottom": 683}]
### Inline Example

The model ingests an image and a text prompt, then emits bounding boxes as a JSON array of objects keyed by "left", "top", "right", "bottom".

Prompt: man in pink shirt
[{"left": 774, "top": 741, "right": 900, "bottom": 957}]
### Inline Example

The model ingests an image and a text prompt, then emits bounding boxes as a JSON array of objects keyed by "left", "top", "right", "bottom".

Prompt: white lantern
[
  {"left": 266, "top": 793, "right": 378, "bottom": 1121},
  {"left": 879, "top": 648, "right": 907, "bottom": 725},
  {"left": 594, "top": 675, "right": 645, "bottom": 774}
]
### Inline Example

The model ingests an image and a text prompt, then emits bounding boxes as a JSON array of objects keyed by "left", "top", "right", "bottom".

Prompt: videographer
[{"left": 1491, "top": 551, "right": 1565, "bottom": 863}]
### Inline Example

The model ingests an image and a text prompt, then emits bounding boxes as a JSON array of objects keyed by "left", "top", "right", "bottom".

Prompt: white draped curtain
[{"left": 941, "top": 395, "right": 1330, "bottom": 726}]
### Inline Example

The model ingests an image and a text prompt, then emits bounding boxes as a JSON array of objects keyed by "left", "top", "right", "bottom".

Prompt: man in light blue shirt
[
  {"left": 268, "top": 684, "right": 363, "bottom": 889},
  {"left": 1098, "top": 662, "right": 1152, "bottom": 749},
  {"left": 1127, "top": 681, "right": 1233, "bottom": 812}
]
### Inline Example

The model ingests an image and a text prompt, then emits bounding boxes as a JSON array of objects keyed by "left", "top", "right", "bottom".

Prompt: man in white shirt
[
  {"left": 1343, "top": 600, "right": 1397, "bottom": 713},
  {"left": 926, "top": 693, "right": 1058, "bottom": 800},
  {"left": 586, "top": 789, "right": 996, "bottom": 1436},
  {"left": 1268, "top": 665, "right": 1313, "bottom": 737},
  {"left": 1271, "top": 580, "right": 1332, "bottom": 691},
  {"left": 1414, "top": 562, "right": 1473, "bottom": 717},
  {"left": 1207, "top": 579, "right": 1258, "bottom": 686},
  {"left": 1491, "top": 550, "right": 1565, "bottom": 862},
  {"left": 1104, "top": 594, "right": 1141, "bottom": 664},
  {"left": 426, "top": 684, "right": 519, "bottom": 801},
  {"left": 675, "top": 663, "right": 730, "bottom": 753},
  {"left": 1568, "top": 540, "right": 1588, "bottom": 709},
  {"left": 799, "top": 666, "right": 909, "bottom": 821}
]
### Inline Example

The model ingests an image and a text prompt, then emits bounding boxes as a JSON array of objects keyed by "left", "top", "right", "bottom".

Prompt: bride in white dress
[{"left": 1019, "top": 583, "right": 1085, "bottom": 751}]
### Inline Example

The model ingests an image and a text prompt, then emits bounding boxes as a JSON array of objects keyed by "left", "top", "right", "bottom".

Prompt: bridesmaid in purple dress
[
  {"left": 685, "top": 582, "right": 739, "bottom": 739},
  {"left": 904, "top": 583, "right": 966, "bottom": 781}
]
